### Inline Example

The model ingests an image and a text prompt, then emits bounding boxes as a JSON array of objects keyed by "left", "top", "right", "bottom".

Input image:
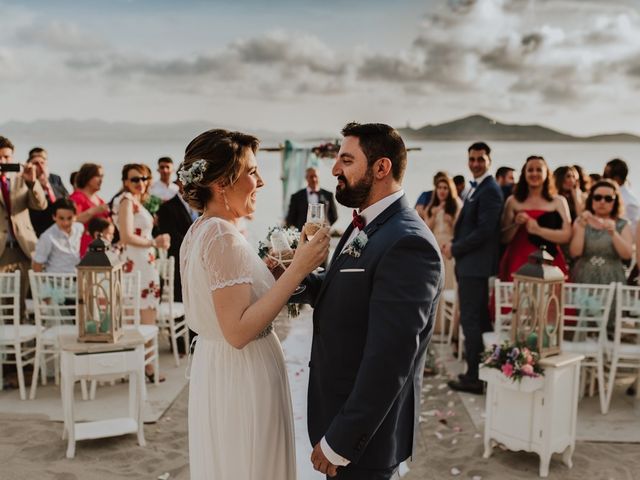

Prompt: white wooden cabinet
[
  {"left": 479, "top": 353, "right": 584, "bottom": 477},
  {"left": 60, "top": 331, "right": 146, "bottom": 458}
]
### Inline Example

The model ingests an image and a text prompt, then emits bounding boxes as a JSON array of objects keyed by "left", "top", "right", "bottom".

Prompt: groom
[{"left": 301, "top": 123, "right": 443, "bottom": 479}]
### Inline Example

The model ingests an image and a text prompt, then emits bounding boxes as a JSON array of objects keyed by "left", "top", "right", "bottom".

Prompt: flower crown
[{"left": 178, "top": 159, "right": 208, "bottom": 186}]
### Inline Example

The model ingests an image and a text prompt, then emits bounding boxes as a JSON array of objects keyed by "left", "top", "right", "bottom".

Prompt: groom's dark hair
[{"left": 341, "top": 122, "right": 407, "bottom": 182}]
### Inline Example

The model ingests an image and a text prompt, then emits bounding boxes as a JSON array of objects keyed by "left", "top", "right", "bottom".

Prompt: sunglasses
[
  {"left": 128, "top": 176, "right": 149, "bottom": 183},
  {"left": 593, "top": 194, "right": 615, "bottom": 203}
]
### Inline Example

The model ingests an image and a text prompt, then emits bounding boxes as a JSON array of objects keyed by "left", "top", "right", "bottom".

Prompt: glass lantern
[
  {"left": 76, "top": 237, "right": 124, "bottom": 343},
  {"left": 511, "top": 248, "right": 564, "bottom": 358}
]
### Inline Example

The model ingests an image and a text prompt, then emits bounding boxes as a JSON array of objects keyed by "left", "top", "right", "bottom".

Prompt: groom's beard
[{"left": 335, "top": 168, "right": 374, "bottom": 208}]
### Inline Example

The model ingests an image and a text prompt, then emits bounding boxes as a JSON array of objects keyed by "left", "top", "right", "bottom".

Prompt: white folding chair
[
  {"left": 605, "top": 283, "right": 640, "bottom": 413},
  {"left": 0, "top": 271, "right": 39, "bottom": 400},
  {"left": 483, "top": 280, "right": 514, "bottom": 348},
  {"left": 28, "top": 271, "right": 78, "bottom": 398},
  {"left": 561, "top": 282, "right": 615, "bottom": 414},
  {"left": 155, "top": 256, "right": 188, "bottom": 366},
  {"left": 434, "top": 289, "right": 456, "bottom": 344}
]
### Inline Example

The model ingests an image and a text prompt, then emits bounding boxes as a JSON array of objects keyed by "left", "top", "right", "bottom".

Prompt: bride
[{"left": 179, "top": 129, "right": 330, "bottom": 479}]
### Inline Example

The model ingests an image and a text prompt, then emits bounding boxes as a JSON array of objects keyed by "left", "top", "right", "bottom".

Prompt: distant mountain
[{"left": 399, "top": 114, "right": 640, "bottom": 142}]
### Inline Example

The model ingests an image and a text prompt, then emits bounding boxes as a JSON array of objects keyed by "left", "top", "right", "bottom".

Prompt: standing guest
[
  {"left": 415, "top": 170, "right": 447, "bottom": 218},
  {"left": 495, "top": 166, "right": 516, "bottom": 200},
  {"left": 589, "top": 173, "right": 602, "bottom": 186},
  {"left": 32, "top": 198, "right": 83, "bottom": 273},
  {"left": 500, "top": 156, "right": 571, "bottom": 280},
  {"left": 453, "top": 174, "right": 472, "bottom": 201},
  {"left": 69, "top": 163, "right": 110, "bottom": 256},
  {"left": 28, "top": 152, "right": 70, "bottom": 236},
  {"left": 570, "top": 180, "right": 632, "bottom": 294},
  {"left": 69, "top": 171, "right": 78, "bottom": 192},
  {"left": 422, "top": 174, "right": 461, "bottom": 338},
  {"left": 285, "top": 166, "right": 338, "bottom": 232},
  {"left": 574, "top": 164, "right": 590, "bottom": 193},
  {"left": 554, "top": 165, "right": 585, "bottom": 222},
  {"left": 604, "top": 158, "right": 639, "bottom": 236},
  {"left": 442, "top": 142, "right": 503, "bottom": 394},
  {"left": 112, "top": 164, "right": 170, "bottom": 382},
  {"left": 149, "top": 157, "right": 180, "bottom": 202},
  {"left": 0, "top": 136, "right": 47, "bottom": 313}
]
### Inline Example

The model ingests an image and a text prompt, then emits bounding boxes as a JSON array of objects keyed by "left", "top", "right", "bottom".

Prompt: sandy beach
[{"left": 2, "top": 310, "right": 639, "bottom": 480}]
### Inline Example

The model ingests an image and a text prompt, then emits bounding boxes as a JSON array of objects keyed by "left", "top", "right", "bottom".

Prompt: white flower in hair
[{"left": 178, "top": 159, "right": 208, "bottom": 186}]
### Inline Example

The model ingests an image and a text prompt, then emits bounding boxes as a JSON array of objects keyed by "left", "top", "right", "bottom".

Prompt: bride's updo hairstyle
[{"left": 179, "top": 129, "right": 260, "bottom": 212}]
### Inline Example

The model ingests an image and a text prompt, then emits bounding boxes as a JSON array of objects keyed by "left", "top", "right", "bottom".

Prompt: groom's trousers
[{"left": 331, "top": 463, "right": 399, "bottom": 480}]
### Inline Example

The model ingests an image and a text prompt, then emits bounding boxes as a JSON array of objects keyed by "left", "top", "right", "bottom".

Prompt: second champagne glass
[{"left": 305, "top": 203, "right": 325, "bottom": 240}]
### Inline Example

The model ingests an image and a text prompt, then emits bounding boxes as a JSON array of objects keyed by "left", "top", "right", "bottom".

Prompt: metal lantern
[
  {"left": 76, "top": 237, "right": 124, "bottom": 343},
  {"left": 511, "top": 248, "right": 564, "bottom": 358}
]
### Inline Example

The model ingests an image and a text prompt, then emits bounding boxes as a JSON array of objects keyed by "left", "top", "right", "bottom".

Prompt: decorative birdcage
[
  {"left": 76, "top": 238, "right": 123, "bottom": 343},
  {"left": 511, "top": 248, "right": 564, "bottom": 358}
]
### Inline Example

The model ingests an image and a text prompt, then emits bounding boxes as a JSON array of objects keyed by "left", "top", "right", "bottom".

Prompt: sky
[{"left": 1, "top": 0, "right": 640, "bottom": 136}]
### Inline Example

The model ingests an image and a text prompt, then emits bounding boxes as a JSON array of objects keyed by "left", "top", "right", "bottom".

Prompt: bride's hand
[{"left": 290, "top": 226, "right": 330, "bottom": 276}]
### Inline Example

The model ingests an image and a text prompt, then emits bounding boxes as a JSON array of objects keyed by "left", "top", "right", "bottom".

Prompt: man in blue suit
[
  {"left": 442, "top": 142, "right": 503, "bottom": 394},
  {"left": 301, "top": 123, "right": 443, "bottom": 479}
]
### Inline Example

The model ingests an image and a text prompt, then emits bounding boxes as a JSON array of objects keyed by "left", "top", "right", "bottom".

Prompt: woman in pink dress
[
  {"left": 69, "top": 163, "right": 111, "bottom": 256},
  {"left": 500, "top": 155, "right": 572, "bottom": 280}
]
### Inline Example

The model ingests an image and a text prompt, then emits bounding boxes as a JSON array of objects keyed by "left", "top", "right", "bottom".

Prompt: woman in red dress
[
  {"left": 500, "top": 155, "right": 572, "bottom": 280},
  {"left": 69, "top": 163, "right": 111, "bottom": 256}
]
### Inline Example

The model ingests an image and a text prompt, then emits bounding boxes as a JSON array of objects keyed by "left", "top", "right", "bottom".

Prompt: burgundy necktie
[
  {"left": 352, "top": 210, "right": 365, "bottom": 230},
  {"left": 45, "top": 185, "right": 56, "bottom": 203},
  {"left": 1, "top": 175, "right": 14, "bottom": 237}
]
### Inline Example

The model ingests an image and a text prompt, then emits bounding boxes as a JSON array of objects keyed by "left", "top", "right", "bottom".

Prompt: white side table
[
  {"left": 60, "top": 330, "right": 146, "bottom": 459},
  {"left": 480, "top": 353, "right": 584, "bottom": 477}
]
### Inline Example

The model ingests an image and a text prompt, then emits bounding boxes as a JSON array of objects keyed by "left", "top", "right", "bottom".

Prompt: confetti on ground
[
  {"left": 423, "top": 409, "right": 439, "bottom": 416},
  {"left": 447, "top": 400, "right": 455, "bottom": 408},
  {"left": 451, "top": 438, "right": 458, "bottom": 445},
  {"left": 472, "top": 476, "right": 482, "bottom": 480},
  {"left": 453, "top": 426, "right": 462, "bottom": 432},
  {"left": 451, "top": 467, "right": 461, "bottom": 476},
  {"left": 157, "top": 473, "right": 170, "bottom": 480},
  {"left": 438, "top": 383, "right": 448, "bottom": 390},
  {"left": 474, "top": 433, "right": 482, "bottom": 439},
  {"left": 447, "top": 390, "right": 454, "bottom": 396},
  {"left": 435, "top": 431, "right": 444, "bottom": 440}
]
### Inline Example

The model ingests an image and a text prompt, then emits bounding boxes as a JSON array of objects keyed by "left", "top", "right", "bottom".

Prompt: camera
[{"left": 0, "top": 163, "right": 22, "bottom": 173}]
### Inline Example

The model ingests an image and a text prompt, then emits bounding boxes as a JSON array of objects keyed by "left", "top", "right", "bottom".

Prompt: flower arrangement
[
  {"left": 312, "top": 141, "right": 340, "bottom": 159},
  {"left": 178, "top": 159, "right": 207, "bottom": 186},
  {"left": 258, "top": 226, "right": 302, "bottom": 317},
  {"left": 343, "top": 231, "right": 368, "bottom": 258},
  {"left": 143, "top": 194, "right": 163, "bottom": 214},
  {"left": 482, "top": 341, "right": 544, "bottom": 382}
]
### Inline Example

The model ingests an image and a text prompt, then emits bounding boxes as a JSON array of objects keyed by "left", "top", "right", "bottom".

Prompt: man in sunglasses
[{"left": 604, "top": 158, "right": 639, "bottom": 236}]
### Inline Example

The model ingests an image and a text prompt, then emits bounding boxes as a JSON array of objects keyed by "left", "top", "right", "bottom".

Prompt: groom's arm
[{"left": 323, "top": 234, "right": 442, "bottom": 462}]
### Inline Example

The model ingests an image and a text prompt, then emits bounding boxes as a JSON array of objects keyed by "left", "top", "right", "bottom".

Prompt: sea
[{"left": 8, "top": 138, "right": 640, "bottom": 245}]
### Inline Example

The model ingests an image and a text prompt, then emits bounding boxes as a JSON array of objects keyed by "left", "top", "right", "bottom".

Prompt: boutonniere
[{"left": 344, "top": 231, "right": 368, "bottom": 258}]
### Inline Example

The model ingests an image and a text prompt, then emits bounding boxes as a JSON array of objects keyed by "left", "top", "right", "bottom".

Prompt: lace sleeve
[{"left": 200, "top": 220, "right": 254, "bottom": 291}]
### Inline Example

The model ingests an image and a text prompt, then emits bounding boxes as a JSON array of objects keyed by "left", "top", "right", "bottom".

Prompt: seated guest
[
  {"left": 70, "top": 163, "right": 111, "bottom": 256},
  {"left": 554, "top": 165, "right": 585, "bottom": 222},
  {"left": 285, "top": 167, "right": 338, "bottom": 231},
  {"left": 500, "top": 155, "right": 572, "bottom": 280},
  {"left": 32, "top": 198, "right": 83, "bottom": 273},
  {"left": 570, "top": 180, "right": 632, "bottom": 288},
  {"left": 415, "top": 171, "right": 447, "bottom": 219},
  {"left": 149, "top": 157, "right": 180, "bottom": 201},
  {"left": 87, "top": 217, "right": 115, "bottom": 244},
  {"left": 28, "top": 151, "right": 70, "bottom": 236}
]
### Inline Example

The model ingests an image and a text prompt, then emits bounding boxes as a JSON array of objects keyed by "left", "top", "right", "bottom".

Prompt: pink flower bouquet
[{"left": 482, "top": 341, "right": 544, "bottom": 382}]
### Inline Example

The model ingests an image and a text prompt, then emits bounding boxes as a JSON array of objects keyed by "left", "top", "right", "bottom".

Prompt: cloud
[{"left": 15, "top": 20, "right": 108, "bottom": 52}]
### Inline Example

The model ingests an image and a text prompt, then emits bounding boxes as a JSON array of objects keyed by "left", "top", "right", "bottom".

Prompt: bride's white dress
[{"left": 180, "top": 216, "right": 296, "bottom": 479}]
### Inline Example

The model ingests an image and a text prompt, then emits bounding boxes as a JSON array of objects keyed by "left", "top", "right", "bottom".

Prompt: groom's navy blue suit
[{"left": 302, "top": 195, "right": 443, "bottom": 478}]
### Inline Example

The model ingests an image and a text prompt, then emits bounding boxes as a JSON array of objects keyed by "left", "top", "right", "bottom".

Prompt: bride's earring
[{"left": 221, "top": 190, "right": 230, "bottom": 211}]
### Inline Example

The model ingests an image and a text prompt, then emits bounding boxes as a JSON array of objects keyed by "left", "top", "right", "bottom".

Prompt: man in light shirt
[
  {"left": 149, "top": 157, "right": 180, "bottom": 202},
  {"left": 603, "top": 158, "right": 639, "bottom": 236}
]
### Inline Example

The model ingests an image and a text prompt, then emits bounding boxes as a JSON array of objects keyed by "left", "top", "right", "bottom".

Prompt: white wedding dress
[{"left": 180, "top": 216, "right": 296, "bottom": 479}]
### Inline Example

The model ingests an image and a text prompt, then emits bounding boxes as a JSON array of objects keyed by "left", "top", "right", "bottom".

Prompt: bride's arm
[{"left": 213, "top": 228, "right": 329, "bottom": 349}]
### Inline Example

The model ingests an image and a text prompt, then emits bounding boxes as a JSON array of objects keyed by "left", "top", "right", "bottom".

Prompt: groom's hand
[{"left": 311, "top": 442, "right": 338, "bottom": 477}]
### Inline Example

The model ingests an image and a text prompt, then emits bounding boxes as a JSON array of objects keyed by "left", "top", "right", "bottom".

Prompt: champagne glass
[{"left": 305, "top": 203, "right": 325, "bottom": 240}]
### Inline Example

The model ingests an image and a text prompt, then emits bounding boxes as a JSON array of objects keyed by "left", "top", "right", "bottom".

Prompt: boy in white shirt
[{"left": 32, "top": 198, "right": 83, "bottom": 273}]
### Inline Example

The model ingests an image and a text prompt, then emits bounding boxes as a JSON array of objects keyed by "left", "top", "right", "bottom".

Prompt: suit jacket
[
  {"left": 303, "top": 195, "right": 443, "bottom": 469},
  {"left": 30, "top": 174, "right": 70, "bottom": 237},
  {"left": 157, "top": 194, "right": 195, "bottom": 301},
  {"left": 451, "top": 176, "right": 503, "bottom": 278},
  {"left": 0, "top": 173, "right": 47, "bottom": 259},
  {"left": 285, "top": 188, "right": 338, "bottom": 231}
]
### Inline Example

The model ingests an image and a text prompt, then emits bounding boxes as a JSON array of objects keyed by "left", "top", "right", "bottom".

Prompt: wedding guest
[
  {"left": 112, "top": 164, "right": 170, "bottom": 382},
  {"left": 453, "top": 174, "right": 471, "bottom": 201},
  {"left": 415, "top": 170, "right": 447, "bottom": 218},
  {"left": 570, "top": 180, "right": 632, "bottom": 292},
  {"left": 149, "top": 157, "right": 180, "bottom": 201},
  {"left": 285, "top": 167, "right": 338, "bottom": 231},
  {"left": 574, "top": 164, "right": 590, "bottom": 192},
  {"left": 495, "top": 166, "right": 516, "bottom": 200},
  {"left": 443, "top": 142, "right": 503, "bottom": 394},
  {"left": 87, "top": 217, "right": 115, "bottom": 244},
  {"left": 69, "top": 163, "right": 111, "bottom": 256},
  {"left": 604, "top": 158, "right": 639, "bottom": 236},
  {"left": 28, "top": 152, "right": 70, "bottom": 236},
  {"left": 554, "top": 165, "right": 585, "bottom": 222},
  {"left": 32, "top": 198, "right": 83, "bottom": 273},
  {"left": 589, "top": 173, "right": 602, "bottom": 186},
  {"left": 500, "top": 156, "right": 571, "bottom": 280},
  {"left": 69, "top": 171, "right": 78, "bottom": 191}
]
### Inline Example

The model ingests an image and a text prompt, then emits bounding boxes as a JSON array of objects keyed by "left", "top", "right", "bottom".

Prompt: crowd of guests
[
  {"left": 415, "top": 142, "right": 639, "bottom": 394},
  {"left": 0, "top": 135, "right": 196, "bottom": 382}
]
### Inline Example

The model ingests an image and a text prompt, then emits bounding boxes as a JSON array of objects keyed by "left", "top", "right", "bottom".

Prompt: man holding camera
[{"left": 0, "top": 136, "right": 47, "bottom": 313}]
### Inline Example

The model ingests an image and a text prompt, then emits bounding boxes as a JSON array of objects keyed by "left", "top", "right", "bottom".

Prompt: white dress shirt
[
  {"left": 33, "top": 222, "right": 83, "bottom": 273},
  {"left": 149, "top": 180, "right": 179, "bottom": 201},
  {"left": 620, "top": 184, "right": 640, "bottom": 236},
  {"left": 324, "top": 189, "right": 405, "bottom": 466}
]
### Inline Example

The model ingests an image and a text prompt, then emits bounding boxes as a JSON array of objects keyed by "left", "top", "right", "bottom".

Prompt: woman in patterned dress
[{"left": 113, "top": 163, "right": 170, "bottom": 382}]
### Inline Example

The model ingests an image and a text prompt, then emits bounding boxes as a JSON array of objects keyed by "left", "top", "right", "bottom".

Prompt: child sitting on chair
[{"left": 32, "top": 198, "right": 84, "bottom": 273}]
